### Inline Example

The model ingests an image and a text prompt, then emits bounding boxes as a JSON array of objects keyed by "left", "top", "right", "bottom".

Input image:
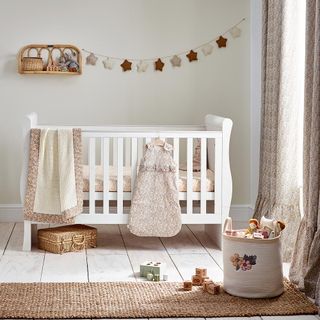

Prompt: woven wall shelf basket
[{"left": 18, "top": 44, "right": 82, "bottom": 75}]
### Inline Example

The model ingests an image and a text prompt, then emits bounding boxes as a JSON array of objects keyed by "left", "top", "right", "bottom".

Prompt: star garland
[{"left": 83, "top": 18, "right": 245, "bottom": 73}]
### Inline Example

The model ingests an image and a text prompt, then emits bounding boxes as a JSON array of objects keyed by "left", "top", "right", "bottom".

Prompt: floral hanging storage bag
[{"left": 128, "top": 141, "right": 181, "bottom": 237}]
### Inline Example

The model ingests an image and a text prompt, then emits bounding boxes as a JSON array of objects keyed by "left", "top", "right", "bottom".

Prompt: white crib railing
[
  {"left": 78, "top": 131, "right": 222, "bottom": 224},
  {"left": 21, "top": 113, "right": 233, "bottom": 251}
]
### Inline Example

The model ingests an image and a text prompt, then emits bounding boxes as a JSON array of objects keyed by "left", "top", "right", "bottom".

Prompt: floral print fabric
[
  {"left": 230, "top": 253, "right": 257, "bottom": 271},
  {"left": 128, "top": 142, "right": 181, "bottom": 237}
]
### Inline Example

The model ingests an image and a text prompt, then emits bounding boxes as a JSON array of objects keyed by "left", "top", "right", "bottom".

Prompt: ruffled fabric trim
[{"left": 139, "top": 164, "right": 176, "bottom": 173}]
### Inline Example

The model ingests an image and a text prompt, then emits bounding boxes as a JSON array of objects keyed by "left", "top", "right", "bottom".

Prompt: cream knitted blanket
[{"left": 24, "top": 129, "right": 83, "bottom": 224}]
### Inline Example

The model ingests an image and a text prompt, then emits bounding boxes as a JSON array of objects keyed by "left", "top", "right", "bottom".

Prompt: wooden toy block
[
  {"left": 202, "top": 279, "right": 214, "bottom": 291},
  {"left": 195, "top": 267, "right": 207, "bottom": 278},
  {"left": 183, "top": 280, "right": 192, "bottom": 291},
  {"left": 192, "top": 275, "right": 202, "bottom": 286},
  {"left": 207, "top": 283, "right": 220, "bottom": 295},
  {"left": 140, "top": 261, "right": 166, "bottom": 279},
  {"left": 201, "top": 276, "right": 210, "bottom": 284}
]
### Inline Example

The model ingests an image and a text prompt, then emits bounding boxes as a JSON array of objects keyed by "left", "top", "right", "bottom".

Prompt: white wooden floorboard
[
  {"left": 188, "top": 225, "right": 223, "bottom": 268},
  {"left": 41, "top": 251, "right": 88, "bottom": 282},
  {"left": 261, "top": 316, "right": 319, "bottom": 320},
  {"left": 206, "top": 318, "right": 262, "bottom": 320},
  {"left": 160, "top": 225, "right": 207, "bottom": 254},
  {"left": 4, "top": 222, "right": 45, "bottom": 255},
  {"left": 0, "top": 222, "right": 14, "bottom": 256},
  {"left": 169, "top": 253, "right": 224, "bottom": 282},
  {"left": 87, "top": 254, "right": 135, "bottom": 282},
  {"left": 87, "top": 224, "right": 127, "bottom": 255},
  {"left": 119, "top": 225, "right": 182, "bottom": 281},
  {"left": 0, "top": 254, "right": 43, "bottom": 282}
]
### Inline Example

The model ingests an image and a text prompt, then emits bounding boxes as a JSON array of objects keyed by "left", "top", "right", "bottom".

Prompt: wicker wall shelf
[{"left": 18, "top": 44, "right": 82, "bottom": 75}]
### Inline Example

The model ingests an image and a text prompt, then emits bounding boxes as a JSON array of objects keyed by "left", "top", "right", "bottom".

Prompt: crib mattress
[{"left": 82, "top": 165, "right": 214, "bottom": 192}]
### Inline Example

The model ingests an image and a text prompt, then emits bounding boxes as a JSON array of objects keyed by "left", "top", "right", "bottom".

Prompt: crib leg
[
  {"left": 204, "top": 224, "right": 222, "bottom": 250},
  {"left": 23, "top": 220, "right": 32, "bottom": 251}
]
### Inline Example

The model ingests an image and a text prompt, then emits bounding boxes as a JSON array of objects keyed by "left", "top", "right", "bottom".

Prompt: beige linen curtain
[
  {"left": 254, "top": 0, "right": 304, "bottom": 262},
  {"left": 290, "top": 0, "right": 320, "bottom": 306}
]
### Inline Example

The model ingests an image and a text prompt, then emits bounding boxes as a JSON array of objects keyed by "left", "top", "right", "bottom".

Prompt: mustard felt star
[
  {"left": 154, "top": 58, "right": 165, "bottom": 71},
  {"left": 186, "top": 50, "right": 198, "bottom": 62},
  {"left": 120, "top": 59, "right": 132, "bottom": 72},
  {"left": 216, "top": 36, "right": 228, "bottom": 48}
]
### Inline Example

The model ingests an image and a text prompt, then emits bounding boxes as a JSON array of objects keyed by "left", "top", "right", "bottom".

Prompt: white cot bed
[{"left": 20, "top": 113, "right": 233, "bottom": 251}]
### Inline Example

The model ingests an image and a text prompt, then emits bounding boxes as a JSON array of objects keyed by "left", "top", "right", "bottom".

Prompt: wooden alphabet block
[
  {"left": 195, "top": 267, "right": 207, "bottom": 278},
  {"left": 202, "top": 279, "right": 214, "bottom": 291},
  {"left": 192, "top": 275, "right": 202, "bottom": 286},
  {"left": 207, "top": 283, "right": 220, "bottom": 295},
  {"left": 183, "top": 280, "right": 192, "bottom": 291}
]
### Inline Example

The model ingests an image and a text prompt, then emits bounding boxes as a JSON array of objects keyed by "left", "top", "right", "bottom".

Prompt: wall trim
[{"left": 0, "top": 204, "right": 253, "bottom": 223}]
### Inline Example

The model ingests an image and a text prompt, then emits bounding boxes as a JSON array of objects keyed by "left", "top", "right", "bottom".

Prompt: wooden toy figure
[{"left": 245, "top": 219, "right": 259, "bottom": 237}]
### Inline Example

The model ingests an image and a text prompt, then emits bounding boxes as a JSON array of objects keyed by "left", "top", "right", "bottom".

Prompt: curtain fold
[
  {"left": 289, "top": 0, "right": 320, "bottom": 306},
  {"left": 254, "top": 0, "right": 304, "bottom": 262}
]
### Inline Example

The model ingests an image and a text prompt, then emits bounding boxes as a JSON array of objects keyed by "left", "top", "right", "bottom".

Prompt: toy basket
[
  {"left": 22, "top": 48, "right": 44, "bottom": 71},
  {"left": 222, "top": 218, "right": 284, "bottom": 298}
]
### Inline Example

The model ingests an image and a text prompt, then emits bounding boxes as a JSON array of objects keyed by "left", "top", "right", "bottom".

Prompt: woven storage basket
[
  {"left": 22, "top": 48, "right": 44, "bottom": 71},
  {"left": 223, "top": 218, "right": 284, "bottom": 298},
  {"left": 38, "top": 224, "right": 97, "bottom": 254}
]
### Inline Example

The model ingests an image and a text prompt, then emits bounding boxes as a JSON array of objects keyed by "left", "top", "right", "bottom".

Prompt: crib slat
[
  {"left": 89, "top": 137, "right": 96, "bottom": 214},
  {"left": 117, "top": 138, "right": 124, "bottom": 214},
  {"left": 137, "top": 138, "right": 144, "bottom": 164},
  {"left": 214, "top": 137, "right": 222, "bottom": 216},
  {"left": 125, "top": 138, "right": 130, "bottom": 167},
  {"left": 200, "top": 138, "right": 207, "bottom": 214},
  {"left": 102, "top": 138, "right": 109, "bottom": 214},
  {"left": 187, "top": 138, "right": 193, "bottom": 214},
  {"left": 131, "top": 138, "right": 138, "bottom": 196},
  {"left": 173, "top": 138, "right": 180, "bottom": 183},
  {"left": 113, "top": 138, "right": 117, "bottom": 167}
]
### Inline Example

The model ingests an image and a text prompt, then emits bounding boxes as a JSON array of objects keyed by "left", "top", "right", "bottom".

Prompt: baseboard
[{"left": 0, "top": 204, "right": 254, "bottom": 223}]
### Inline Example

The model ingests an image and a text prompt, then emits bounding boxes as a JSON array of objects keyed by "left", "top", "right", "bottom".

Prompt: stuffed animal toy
[{"left": 245, "top": 219, "right": 259, "bottom": 237}]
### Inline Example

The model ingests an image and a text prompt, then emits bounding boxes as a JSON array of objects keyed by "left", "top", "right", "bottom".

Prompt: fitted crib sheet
[{"left": 82, "top": 165, "right": 214, "bottom": 192}]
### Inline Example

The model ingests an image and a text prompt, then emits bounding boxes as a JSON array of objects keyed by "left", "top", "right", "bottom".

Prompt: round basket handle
[
  {"left": 72, "top": 234, "right": 85, "bottom": 246},
  {"left": 223, "top": 217, "right": 233, "bottom": 233},
  {"left": 26, "top": 47, "right": 41, "bottom": 58}
]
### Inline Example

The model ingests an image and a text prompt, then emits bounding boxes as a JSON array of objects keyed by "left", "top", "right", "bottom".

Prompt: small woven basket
[
  {"left": 22, "top": 48, "right": 44, "bottom": 71},
  {"left": 38, "top": 224, "right": 97, "bottom": 254}
]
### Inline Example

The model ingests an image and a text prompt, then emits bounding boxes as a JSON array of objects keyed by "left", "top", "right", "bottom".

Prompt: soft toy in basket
[{"left": 223, "top": 216, "right": 285, "bottom": 298}]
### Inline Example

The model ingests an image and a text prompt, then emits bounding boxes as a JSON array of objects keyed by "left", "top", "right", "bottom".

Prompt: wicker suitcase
[{"left": 38, "top": 224, "right": 97, "bottom": 254}]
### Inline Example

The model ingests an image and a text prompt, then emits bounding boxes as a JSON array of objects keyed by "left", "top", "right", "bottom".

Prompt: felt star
[
  {"left": 102, "top": 58, "right": 114, "bottom": 70},
  {"left": 137, "top": 60, "right": 149, "bottom": 73},
  {"left": 186, "top": 50, "right": 198, "bottom": 62},
  {"left": 170, "top": 55, "right": 182, "bottom": 67},
  {"left": 86, "top": 53, "right": 98, "bottom": 65},
  {"left": 216, "top": 36, "right": 228, "bottom": 48},
  {"left": 154, "top": 58, "right": 165, "bottom": 71},
  {"left": 201, "top": 43, "right": 214, "bottom": 56},
  {"left": 120, "top": 59, "right": 132, "bottom": 72},
  {"left": 230, "top": 26, "right": 241, "bottom": 38}
]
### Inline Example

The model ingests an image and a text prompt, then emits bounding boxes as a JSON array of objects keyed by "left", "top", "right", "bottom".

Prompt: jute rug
[{"left": 0, "top": 280, "right": 317, "bottom": 319}]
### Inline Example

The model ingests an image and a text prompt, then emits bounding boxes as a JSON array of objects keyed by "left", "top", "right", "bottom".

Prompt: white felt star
[
  {"left": 86, "top": 53, "right": 98, "bottom": 65},
  {"left": 230, "top": 26, "right": 241, "bottom": 38},
  {"left": 170, "top": 55, "right": 182, "bottom": 67},
  {"left": 136, "top": 61, "right": 149, "bottom": 73},
  {"left": 201, "top": 43, "right": 214, "bottom": 56},
  {"left": 102, "top": 58, "right": 115, "bottom": 70}
]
